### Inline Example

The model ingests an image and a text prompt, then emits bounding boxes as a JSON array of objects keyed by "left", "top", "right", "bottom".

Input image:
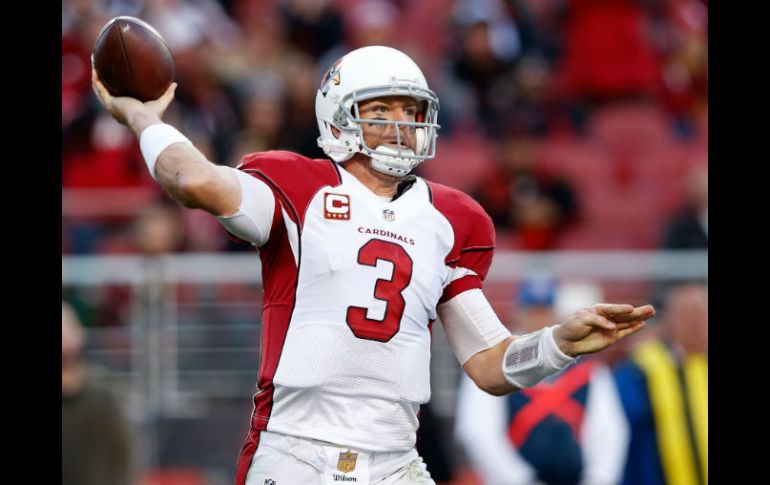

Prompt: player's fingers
[
  {"left": 615, "top": 321, "right": 646, "bottom": 340},
  {"left": 91, "top": 68, "right": 101, "bottom": 96},
  {"left": 610, "top": 305, "right": 656, "bottom": 324},
  {"left": 91, "top": 67, "right": 104, "bottom": 91},
  {"left": 159, "top": 82, "right": 177, "bottom": 103},
  {"left": 91, "top": 68, "right": 109, "bottom": 103},
  {"left": 148, "top": 83, "right": 177, "bottom": 114},
  {"left": 593, "top": 303, "right": 634, "bottom": 317},
  {"left": 577, "top": 311, "right": 616, "bottom": 331}
]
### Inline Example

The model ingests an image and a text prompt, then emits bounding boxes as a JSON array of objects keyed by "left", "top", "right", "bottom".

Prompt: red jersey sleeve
[
  {"left": 237, "top": 150, "right": 342, "bottom": 230},
  {"left": 428, "top": 181, "right": 496, "bottom": 303}
]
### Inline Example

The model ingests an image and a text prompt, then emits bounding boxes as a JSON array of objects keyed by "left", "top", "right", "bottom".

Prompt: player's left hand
[{"left": 553, "top": 303, "right": 655, "bottom": 357}]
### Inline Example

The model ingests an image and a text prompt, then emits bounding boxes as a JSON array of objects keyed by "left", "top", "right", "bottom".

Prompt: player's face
[{"left": 357, "top": 96, "right": 419, "bottom": 151}]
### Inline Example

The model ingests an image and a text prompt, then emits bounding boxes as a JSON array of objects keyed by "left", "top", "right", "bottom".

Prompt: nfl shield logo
[
  {"left": 383, "top": 208, "right": 395, "bottom": 221},
  {"left": 337, "top": 450, "right": 358, "bottom": 473}
]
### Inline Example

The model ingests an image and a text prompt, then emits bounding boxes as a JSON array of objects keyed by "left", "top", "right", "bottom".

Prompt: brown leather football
[{"left": 92, "top": 16, "right": 174, "bottom": 102}]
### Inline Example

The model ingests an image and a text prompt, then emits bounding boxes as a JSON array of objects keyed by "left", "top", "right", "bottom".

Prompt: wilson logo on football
[{"left": 324, "top": 193, "right": 351, "bottom": 220}]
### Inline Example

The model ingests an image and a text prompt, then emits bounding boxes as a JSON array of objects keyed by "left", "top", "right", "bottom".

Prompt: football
[{"left": 92, "top": 16, "right": 175, "bottom": 102}]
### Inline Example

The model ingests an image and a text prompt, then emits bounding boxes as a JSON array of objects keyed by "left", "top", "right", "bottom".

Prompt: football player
[{"left": 92, "top": 45, "right": 654, "bottom": 485}]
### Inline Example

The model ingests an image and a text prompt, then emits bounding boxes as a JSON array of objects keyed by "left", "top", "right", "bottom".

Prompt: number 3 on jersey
[{"left": 346, "top": 239, "right": 413, "bottom": 342}]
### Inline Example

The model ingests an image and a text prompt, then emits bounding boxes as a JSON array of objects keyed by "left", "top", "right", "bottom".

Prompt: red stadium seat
[
  {"left": 588, "top": 103, "right": 673, "bottom": 155},
  {"left": 556, "top": 0, "right": 660, "bottom": 100},
  {"left": 421, "top": 133, "right": 495, "bottom": 193}
]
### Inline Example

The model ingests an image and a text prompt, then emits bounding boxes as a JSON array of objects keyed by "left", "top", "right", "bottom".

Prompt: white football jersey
[{"left": 230, "top": 151, "right": 496, "bottom": 475}]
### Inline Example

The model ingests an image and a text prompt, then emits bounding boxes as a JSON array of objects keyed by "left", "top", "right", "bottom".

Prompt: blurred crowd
[
  {"left": 63, "top": 3, "right": 707, "bottom": 483},
  {"left": 452, "top": 277, "right": 707, "bottom": 485},
  {"left": 63, "top": 277, "right": 708, "bottom": 485},
  {"left": 62, "top": 0, "right": 708, "bottom": 256}
]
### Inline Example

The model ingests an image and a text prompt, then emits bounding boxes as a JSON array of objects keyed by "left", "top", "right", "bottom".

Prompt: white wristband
[
  {"left": 139, "top": 123, "right": 192, "bottom": 180},
  {"left": 501, "top": 325, "right": 576, "bottom": 389}
]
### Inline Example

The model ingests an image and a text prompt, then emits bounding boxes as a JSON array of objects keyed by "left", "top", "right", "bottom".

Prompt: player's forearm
[
  {"left": 466, "top": 325, "right": 579, "bottom": 396},
  {"left": 153, "top": 143, "right": 237, "bottom": 213},
  {"left": 463, "top": 337, "right": 520, "bottom": 396},
  {"left": 125, "top": 108, "right": 241, "bottom": 215}
]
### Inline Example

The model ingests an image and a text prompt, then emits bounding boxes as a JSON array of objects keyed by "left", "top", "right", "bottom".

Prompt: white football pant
[{"left": 244, "top": 431, "right": 435, "bottom": 485}]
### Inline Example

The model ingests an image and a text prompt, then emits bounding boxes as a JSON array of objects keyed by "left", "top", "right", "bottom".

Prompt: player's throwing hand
[{"left": 92, "top": 68, "right": 177, "bottom": 127}]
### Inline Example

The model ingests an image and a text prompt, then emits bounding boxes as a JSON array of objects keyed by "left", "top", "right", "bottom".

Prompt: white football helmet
[{"left": 315, "top": 46, "right": 440, "bottom": 177}]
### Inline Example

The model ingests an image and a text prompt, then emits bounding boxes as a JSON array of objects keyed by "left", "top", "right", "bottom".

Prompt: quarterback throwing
[{"left": 92, "top": 45, "right": 654, "bottom": 485}]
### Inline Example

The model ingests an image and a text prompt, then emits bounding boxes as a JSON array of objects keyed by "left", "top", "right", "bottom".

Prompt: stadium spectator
[
  {"left": 448, "top": 0, "right": 524, "bottom": 134},
  {"left": 62, "top": 5, "right": 163, "bottom": 254},
  {"left": 471, "top": 132, "right": 579, "bottom": 249},
  {"left": 227, "top": 56, "right": 327, "bottom": 163},
  {"left": 486, "top": 54, "right": 574, "bottom": 138},
  {"left": 660, "top": 164, "right": 707, "bottom": 250},
  {"left": 649, "top": 163, "right": 707, "bottom": 308},
  {"left": 316, "top": 0, "right": 400, "bottom": 80},
  {"left": 62, "top": 2, "right": 109, "bottom": 128},
  {"left": 279, "top": 0, "right": 345, "bottom": 60},
  {"left": 456, "top": 276, "right": 629, "bottom": 485},
  {"left": 141, "top": 0, "right": 242, "bottom": 56},
  {"left": 279, "top": 53, "right": 329, "bottom": 157},
  {"left": 61, "top": 4, "right": 154, "bottom": 194},
  {"left": 91, "top": 43, "right": 653, "bottom": 484},
  {"left": 230, "top": 69, "right": 290, "bottom": 158},
  {"left": 549, "top": 0, "right": 662, "bottom": 133},
  {"left": 657, "top": 0, "right": 708, "bottom": 139},
  {"left": 62, "top": 0, "right": 707, "bottom": 256},
  {"left": 554, "top": 0, "right": 661, "bottom": 102},
  {"left": 165, "top": 50, "right": 243, "bottom": 166},
  {"left": 62, "top": 301, "right": 134, "bottom": 485},
  {"left": 62, "top": 102, "right": 160, "bottom": 254},
  {"left": 95, "top": 199, "right": 189, "bottom": 255},
  {"left": 83, "top": 200, "right": 192, "bottom": 329},
  {"left": 613, "top": 283, "right": 708, "bottom": 485},
  {"left": 133, "top": 201, "right": 190, "bottom": 255}
]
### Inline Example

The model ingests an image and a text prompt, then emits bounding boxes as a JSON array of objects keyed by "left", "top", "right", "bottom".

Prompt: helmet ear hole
[
  {"left": 330, "top": 124, "right": 341, "bottom": 138},
  {"left": 333, "top": 108, "right": 349, "bottom": 128}
]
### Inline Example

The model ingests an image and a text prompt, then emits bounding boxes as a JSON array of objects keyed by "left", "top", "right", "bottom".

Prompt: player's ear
[{"left": 331, "top": 126, "right": 341, "bottom": 138}]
